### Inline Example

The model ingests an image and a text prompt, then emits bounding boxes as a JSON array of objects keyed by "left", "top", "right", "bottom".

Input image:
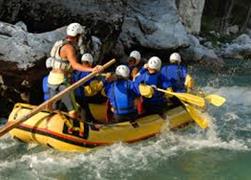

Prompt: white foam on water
[
  {"left": 0, "top": 139, "right": 17, "bottom": 150},
  {"left": 203, "top": 86, "right": 251, "bottom": 107},
  {"left": 170, "top": 131, "right": 248, "bottom": 152},
  {"left": 223, "top": 112, "right": 240, "bottom": 122},
  {"left": 196, "top": 84, "right": 251, "bottom": 150},
  {"left": 0, "top": 121, "right": 249, "bottom": 180},
  {"left": 9, "top": 136, "right": 182, "bottom": 180},
  {"left": 0, "top": 160, "right": 17, "bottom": 169},
  {"left": 0, "top": 83, "right": 250, "bottom": 179}
]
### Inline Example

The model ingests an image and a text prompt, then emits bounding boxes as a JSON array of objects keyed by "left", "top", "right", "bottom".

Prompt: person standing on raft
[{"left": 46, "top": 22, "right": 103, "bottom": 132}]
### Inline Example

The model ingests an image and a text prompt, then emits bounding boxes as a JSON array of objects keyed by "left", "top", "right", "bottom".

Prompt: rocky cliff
[{"left": 0, "top": 0, "right": 250, "bottom": 116}]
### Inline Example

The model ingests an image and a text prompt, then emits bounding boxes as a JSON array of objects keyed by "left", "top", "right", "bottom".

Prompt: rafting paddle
[
  {"left": 182, "top": 102, "right": 208, "bottom": 128},
  {"left": 155, "top": 88, "right": 206, "bottom": 108},
  {"left": 0, "top": 59, "right": 116, "bottom": 138},
  {"left": 190, "top": 90, "right": 226, "bottom": 107},
  {"left": 205, "top": 94, "right": 226, "bottom": 107}
]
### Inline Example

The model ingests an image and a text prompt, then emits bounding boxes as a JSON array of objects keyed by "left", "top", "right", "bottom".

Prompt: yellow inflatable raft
[{"left": 8, "top": 103, "right": 193, "bottom": 152}]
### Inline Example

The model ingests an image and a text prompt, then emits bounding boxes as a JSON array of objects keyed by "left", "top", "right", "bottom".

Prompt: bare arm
[{"left": 62, "top": 44, "right": 93, "bottom": 72}]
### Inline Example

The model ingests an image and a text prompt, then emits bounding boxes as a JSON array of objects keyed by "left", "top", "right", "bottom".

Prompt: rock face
[
  {"left": 0, "top": 21, "right": 55, "bottom": 69},
  {"left": 220, "top": 34, "right": 251, "bottom": 59},
  {"left": 118, "top": 0, "right": 189, "bottom": 50},
  {"left": 177, "top": 0, "right": 205, "bottom": 34},
  {"left": 0, "top": 0, "right": 217, "bottom": 63},
  {"left": 0, "top": 0, "right": 223, "bottom": 117},
  {"left": 180, "top": 34, "right": 223, "bottom": 66},
  {"left": 0, "top": 0, "right": 124, "bottom": 32},
  {"left": 0, "top": 21, "right": 103, "bottom": 117}
]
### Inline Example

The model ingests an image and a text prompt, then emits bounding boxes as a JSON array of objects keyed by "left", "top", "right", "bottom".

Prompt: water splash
[{"left": 1, "top": 59, "right": 251, "bottom": 179}]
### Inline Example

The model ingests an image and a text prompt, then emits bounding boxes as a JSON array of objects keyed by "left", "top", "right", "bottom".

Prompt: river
[{"left": 0, "top": 59, "right": 251, "bottom": 180}]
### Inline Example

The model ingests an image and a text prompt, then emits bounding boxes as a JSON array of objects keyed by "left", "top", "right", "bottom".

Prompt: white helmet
[
  {"left": 115, "top": 65, "right": 130, "bottom": 78},
  {"left": 66, "top": 23, "right": 84, "bottom": 37},
  {"left": 81, "top": 53, "right": 94, "bottom": 65},
  {"left": 169, "top": 52, "right": 181, "bottom": 64},
  {"left": 148, "top": 56, "right": 162, "bottom": 71},
  {"left": 129, "top": 50, "right": 141, "bottom": 64}
]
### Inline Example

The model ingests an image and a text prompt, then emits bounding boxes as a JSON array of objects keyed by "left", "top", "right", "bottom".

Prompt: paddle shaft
[{"left": 0, "top": 59, "right": 116, "bottom": 137}]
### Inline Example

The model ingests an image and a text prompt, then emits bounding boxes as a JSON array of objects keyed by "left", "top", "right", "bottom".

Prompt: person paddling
[
  {"left": 135, "top": 56, "right": 166, "bottom": 115},
  {"left": 102, "top": 65, "right": 139, "bottom": 122},
  {"left": 160, "top": 52, "right": 193, "bottom": 105},
  {"left": 161, "top": 52, "right": 193, "bottom": 92},
  {"left": 72, "top": 53, "right": 103, "bottom": 134}
]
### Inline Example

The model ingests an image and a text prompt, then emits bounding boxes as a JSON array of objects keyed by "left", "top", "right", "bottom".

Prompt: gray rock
[
  {"left": 227, "top": 25, "right": 239, "bottom": 35},
  {"left": 204, "top": 41, "right": 213, "bottom": 49},
  {"left": 15, "top": 21, "right": 27, "bottom": 31},
  {"left": 0, "top": 21, "right": 46, "bottom": 70},
  {"left": 0, "top": 0, "right": 227, "bottom": 116},
  {"left": 232, "top": 34, "right": 251, "bottom": 44},
  {"left": 180, "top": 35, "right": 223, "bottom": 65},
  {"left": 178, "top": 0, "right": 205, "bottom": 34},
  {"left": 0, "top": 21, "right": 102, "bottom": 70},
  {"left": 0, "top": 0, "right": 219, "bottom": 66},
  {"left": 118, "top": 0, "right": 190, "bottom": 50},
  {"left": 220, "top": 34, "right": 251, "bottom": 59}
]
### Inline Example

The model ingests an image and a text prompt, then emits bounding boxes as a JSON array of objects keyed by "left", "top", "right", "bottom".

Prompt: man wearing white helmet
[
  {"left": 161, "top": 52, "right": 193, "bottom": 93},
  {"left": 46, "top": 23, "right": 103, "bottom": 134},
  {"left": 102, "top": 65, "right": 139, "bottom": 122},
  {"left": 72, "top": 53, "right": 104, "bottom": 135},
  {"left": 72, "top": 53, "right": 103, "bottom": 102},
  {"left": 134, "top": 56, "right": 166, "bottom": 115},
  {"left": 127, "top": 50, "right": 144, "bottom": 80}
]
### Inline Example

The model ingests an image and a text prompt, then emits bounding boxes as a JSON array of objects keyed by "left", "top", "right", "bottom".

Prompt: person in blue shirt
[
  {"left": 72, "top": 53, "right": 95, "bottom": 99},
  {"left": 134, "top": 56, "right": 166, "bottom": 115},
  {"left": 161, "top": 52, "right": 194, "bottom": 105},
  {"left": 72, "top": 53, "right": 102, "bottom": 134},
  {"left": 161, "top": 52, "right": 188, "bottom": 92},
  {"left": 103, "top": 65, "right": 139, "bottom": 122},
  {"left": 42, "top": 75, "right": 49, "bottom": 101}
]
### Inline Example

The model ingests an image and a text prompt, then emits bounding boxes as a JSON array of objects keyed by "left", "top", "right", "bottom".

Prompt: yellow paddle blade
[
  {"left": 183, "top": 103, "right": 208, "bottom": 129},
  {"left": 170, "top": 92, "right": 206, "bottom": 108},
  {"left": 156, "top": 88, "right": 206, "bottom": 108},
  {"left": 205, "top": 94, "right": 226, "bottom": 107},
  {"left": 139, "top": 84, "right": 154, "bottom": 98}
]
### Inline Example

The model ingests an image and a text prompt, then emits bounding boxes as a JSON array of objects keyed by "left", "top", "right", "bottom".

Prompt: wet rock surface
[
  {"left": 0, "top": 0, "right": 247, "bottom": 116},
  {"left": 220, "top": 33, "right": 251, "bottom": 59}
]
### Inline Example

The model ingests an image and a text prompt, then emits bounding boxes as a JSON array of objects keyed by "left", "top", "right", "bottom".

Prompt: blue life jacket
[
  {"left": 42, "top": 75, "right": 49, "bottom": 101},
  {"left": 104, "top": 79, "right": 138, "bottom": 115},
  {"left": 72, "top": 71, "right": 92, "bottom": 98},
  {"left": 137, "top": 66, "right": 147, "bottom": 76},
  {"left": 135, "top": 71, "right": 166, "bottom": 105},
  {"left": 161, "top": 64, "right": 187, "bottom": 92},
  {"left": 127, "top": 61, "right": 144, "bottom": 72}
]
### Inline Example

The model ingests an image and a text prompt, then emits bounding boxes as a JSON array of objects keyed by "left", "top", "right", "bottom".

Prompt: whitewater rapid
[{"left": 0, "top": 60, "right": 251, "bottom": 179}]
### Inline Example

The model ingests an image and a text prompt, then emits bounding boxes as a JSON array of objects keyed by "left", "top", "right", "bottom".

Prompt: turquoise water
[{"left": 0, "top": 59, "right": 251, "bottom": 180}]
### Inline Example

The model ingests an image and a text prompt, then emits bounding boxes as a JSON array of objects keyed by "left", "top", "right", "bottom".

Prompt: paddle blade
[
  {"left": 183, "top": 103, "right": 208, "bottom": 129},
  {"left": 173, "top": 92, "right": 206, "bottom": 108},
  {"left": 156, "top": 88, "right": 206, "bottom": 108},
  {"left": 205, "top": 94, "right": 226, "bottom": 107}
]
